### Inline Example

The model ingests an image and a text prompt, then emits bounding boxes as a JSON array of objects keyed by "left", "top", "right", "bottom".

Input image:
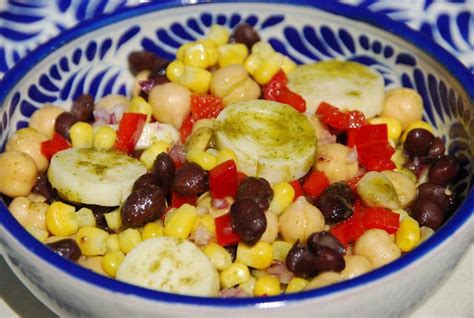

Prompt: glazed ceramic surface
[{"left": 0, "top": 1, "right": 472, "bottom": 317}]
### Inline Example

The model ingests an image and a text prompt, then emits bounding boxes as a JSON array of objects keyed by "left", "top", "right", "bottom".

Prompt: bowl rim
[{"left": 0, "top": 0, "right": 473, "bottom": 309}]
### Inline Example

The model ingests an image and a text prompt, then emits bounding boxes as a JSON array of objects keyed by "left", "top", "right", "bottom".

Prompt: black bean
[
  {"left": 307, "top": 231, "right": 346, "bottom": 255},
  {"left": 55, "top": 112, "right": 78, "bottom": 141},
  {"left": 230, "top": 23, "right": 261, "bottom": 49},
  {"left": 172, "top": 163, "right": 208, "bottom": 196},
  {"left": 429, "top": 155, "right": 459, "bottom": 186},
  {"left": 148, "top": 61, "right": 170, "bottom": 85},
  {"left": 128, "top": 51, "right": 168, "bottom": 75},
  {"left": 404, "top": 128, "right": 435, "bottom": 157},
  {"left": 32, "top": 173, "right": 58, "bottom": 204},
  {"left": 315, "top": 183, "right": 354, "bottom": 224},
  {"left": 417, "top": 182, "right": 450, "bottom": 211},
  {"left": 46, "top": 239, "right": 81, "bottom": 261},
  {"left": 313, "top": 246, "right": 346, "bottom": 273},
  {"left": 410, "top": 198, "right": 444, "bottom": 230},
  {"left": 132, "top": 172, "right": 163, "bottom": 192},
  {"left": 324, "top": 182, "right": 355, "bottom": 204},
  {"left": 237, "top": 177, "right": 273, "bottom": 211},
  {"left": 286, "top": 241, "right": 319, "bottom": 277},
  {"left": 121, "top": 185, "right": 166, "bottom": 227},
  {"left": 428, "top": 137, "right": 445, "bottom": 158},
  {"left": 230, "top": 198, "right": 266, "bottom": 245},
  {"left": 71, "top": 94, "right": 94, "bottom": 122},
  {"left": 152, "top": 152, "right": 175, "bottom": 195}
]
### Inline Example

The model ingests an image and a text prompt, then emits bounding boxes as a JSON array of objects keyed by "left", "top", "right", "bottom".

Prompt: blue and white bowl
[{"left": 0, "top": 1, "right": 472, "bottom": 317}]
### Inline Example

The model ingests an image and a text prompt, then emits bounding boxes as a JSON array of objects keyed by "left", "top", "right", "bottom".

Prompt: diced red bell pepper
[
  {"left": 347, "top": 173, "right": 366, "bottom": 193},
  {"left": 209, "top": 160, "right": 238, "bottom": 199},
  {"left": 302, "top": 170, "right": 330, "bottom": 198},
  {"left": 316, "top": 102, "right": 366, "bottom": 130},
  {"left": 347, "top": 124, "right": 388, "bottom": 148},
  {"left": 290, "top": 180, "right": 304, "bottom": 201},
  {"left": 179, "top": 114, "right": 195, "bottom": 143},
  {"left": 41, "top": 133, "right": 70, "bottom": 159},
  {"left": 357, "top": 142, "right": 396, "bottom": 172},
  {"left": 114, "top": 112, "right": 147, "bottom": 154},
  {"left": 330, "top": 201, "right": 366, "bottom": 246},
  {"left": 237, "top": 171, "right": 247, "bottom": 187},
  {"left": 215, "top": 213, "right": 240, "bottom": 246},
  {"left": 263, "top": 70, "right": 306, "bottom": 112},
  {"left": 170, "top": 192, "right": 197, "bottom": 209},
  {"left": 362, "top": 207, "right": 400, "bottom": 234},
  {"left": 190, "top": 94, "right": 223, "bottom": 120}
]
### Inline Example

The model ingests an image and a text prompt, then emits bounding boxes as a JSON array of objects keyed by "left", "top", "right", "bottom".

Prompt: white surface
[{"left": 1, "top": 245, "right": 472, "bottom": 318}]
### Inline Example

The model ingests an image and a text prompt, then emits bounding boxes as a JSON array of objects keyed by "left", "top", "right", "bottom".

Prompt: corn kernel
[
  {"left": 164, "top": 204, "right": 198, "bottom": 239},
  {"left": 46, "top": 202, "right": 78, "bottom": 236},
  {"left": 253, "top": 52, "right": 284, "bottom": 85},
  {"left": 401, "top": 120, "right": 434, "bottom": 143},
  {"left": 208, "top": 24, "right": 230, "bottom": 46},
  {"left": 70, "top": 122, "right": 93, "bottom": 149},
  {"left": 104, "top": 209, "right": 122, "bottom": 231},
  {"left": 254, "top": 275, "right": 280, "bottom": 296},
  {"left": 197, "top": 39, "right": 218, "bottom": 66},
  {"left": 93, "top": 126, "right": 116, "bottom": 151},
  {"left": 272, "top": 240, "right": 292, "bottom": 262},
  {"left": 76, "top": 207, "right": 96, "bottom": 228},
  {"left": 118, "top": 228, "right": 142, "bottom": 254},
  {"left": 139, "top": 141, "right": 170, "bottom": 170},
  {"left": 179, "top": 65, "right": 212, "bottom": 93},
  {"left": 106, "top": 234, "right": 120, "bottom": 252},
  {"left": 236, "top": 241, "right": 273, "bottom": 269},
  {"left": 396, "top": 216, "right": 420, "bottom": 252},
  {"left": 26, "top": 225, "right": 49, "bottom": 242},
  {"left": 176, "top": 43, "right": 191, "bottom": 61},
  {"left": 128, "top": 96, "right": 152, "bottom": 122},
  {"left": 76, "top": 226, "right": 109, "bottom": 256},
  {"left": 142, "top": 222, "right": 164, "bottom": 240},
  {"left": 102, "top": 251, "right": 125, "bottom": 277},
  {"left": 219, "top": 262, "right": 250, "bottom": 288},
  {"left": 216, "top": 148, "right": 238, "bottom": 165},
  {"left": 186, "top": 148, "right": 217, "bottom": 170},
  {"left": 281, "top": 56, "right": 297, "bottom": 74},
  {"left": 218, "top": 43, "right": 249, "bottom": 67},
  {"left": 166, "top": 60, "right": 185, "bottom": 82},
  {"left": 239, "top": 276, "right": 256, "bottom": 295},
  {"left": 418, "top": 226, "right": 435, "bottom": 245},
  {"left": 369, "top": 117, "right": 403, "bottom": 142},
  {"left": 182, "top": 43, "right": 209, "bottom": 69},
  {"left": 193, "top": 214, "right": 216, "bottom": 236},
  {"left": 203, "top": 242, "right": 233, "bottom": 271},
  {"left": 269, "top": 182, "right": 295, "bottom": 215},
  {"left": 252, "top": 41, "right": 274, "bottom": 59},
  {"left": 286, "top": 277, "right": 308, "bottom": 293},
  {"left": 243, "top": 54, "right": 262, "bottom": 76}
]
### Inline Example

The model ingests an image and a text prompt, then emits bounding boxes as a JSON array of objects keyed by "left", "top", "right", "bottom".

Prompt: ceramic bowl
[{"left": 0, "top": 1, "right": 472, "bottom": 317}]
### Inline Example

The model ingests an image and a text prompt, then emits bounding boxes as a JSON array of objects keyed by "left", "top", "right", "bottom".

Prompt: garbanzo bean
[
  {"left": 314, "top": 143, "right": 358, "bottom": 183},
  {"left": 6, "top": 127, "right": 49, "bottom": 172},
  {"left": 354, "top": 229, "right": 401, "bottom": 268},
  {"left": 0, "top": 151, "right": 38, "bottom": 197},
  {"left": 381, "top": 88, "right": 423, "bottom": 130},
  {"left": 305, "top": 272, "right": 343, "bottom": 290},
  {"left": 95, "top": 94, "right": 130, "bottom": 114},
  {"left": 341, "top": 255, "right": 372, "bottom": 279},
  {"left": 260, "top": 211, "right": 278, "bottom": 243},
  {"left": 29, "top": 104, "right": 65, "bottom": 138},
  {"left": 148, "top": 82, "right": 191, "bottom": 129}
]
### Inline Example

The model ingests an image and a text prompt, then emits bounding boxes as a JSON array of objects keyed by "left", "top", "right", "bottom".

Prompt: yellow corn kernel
[
  {"left": 46, "top": 202, "right": 78, "bottom": 236},
  {"left": 166, "top": 60, "right": 185, "bottom": 82},
  {"left": 76, "top": 207, "right": 96, "bottom": 228},
  {"left": 128, "top": 96, "right": 152, "bottom": 122},
  {"left": 254, "top": 275, "right": 280, "bottom": 296},
  {"left": 182, "top": 43, "right": 209, "bottom": 69},
  {"left": 185, "top": 148, "right": 217, "bottom": 170},
  {"left": 208, "top": 24, "right": 230, "bottom": 46},
  {"left": 236, "top": 241, "right": 273, "bottom": 269},
  {"left": 253, "top": 52, "right": 284, "bottom": 85},
  {"left": 401, "top": 120, "right": 434, "bottom": 143},
  {"left": 219, "top": 262, "right": 250, "bottom": 288},
  {"left": 164, "top": 203, "right": 198, "bottom": 239},
  {"left": 193, "top": 214, "right": 216, "bottom": 236},
  {"left": 26, "top": 225, "right": 49, "bottom": 242},
  {"left": 395, "top": 216, "right": 420, "bottom": 252},
  {"left": 243, "top": 54, "right": 262, "bottom": 76},
  {"left": 197, "top": 39, "right": 218, "bottom": 66},
  {"left": 269, "top": 182, "right": 295, "bottom": 215},
  {"left": 142, "top": 222, "right": 164, "bottom": 240},
  {"left": 203, "top": 242, "right": 233, "bottom": 271},
  {"left": 369, "top": 117, "right": 403, "bottom": 142},
  {"left": 118, "top": 228, "right": 142, "bottom": 254},
  {"left": 418, "top": 226, "right": 435, "bottom": 245},
  {"left": 281, "top": 56, "right": 297, "bottom": 74},
  {"left": 139, "top": 141, "right": 170, "bottom": 170},
  {"left": 286, "top": 277, "right": 308, "bottom": 293},
  {"left": 106, "top": 234, "right": 120, "bottom": 252},
  {"left": 70, "top": 122, "right": 93, "bottom": 149},
  {"left": 102, "top": 251, "right": 125, "bottom": 277},
  {"left": 393, "top": 208, "right": 409, "bottom": 222},
  {"left": 104, "top": 209, "right": 122, "bottom": 231},
  {"left": 252, "top": 41, "right": 274, "bottom": 59},
  {"left": 76, "top": 226, "right": 109, "bottom": 256},
  {"left": 93, "top": 126, "right": 116, "bottom": 151},
  {"left": 179, "top": 65, "right": 212, "bottom": 93},
  {"left": 239, "top": 276, "right": 256, "bottom": 295},
  {"left": 272, "top": 240, "right": 292, "bottom": 262},
  {"left": 218, "top": 43, "right": 249, "bottom": 67},
  {"left": 216, "top": 148, "right": 238, "bottom": 165},
  {"left": 176, "top": 43, "right": 191, "bottom": 61}
]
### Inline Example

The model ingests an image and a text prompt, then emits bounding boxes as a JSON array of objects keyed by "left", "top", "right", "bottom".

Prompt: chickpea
[
  {"left": 260, "top": 211, "right": 278, "bottom": 243},
  {"left": 304, "top": 272, "right": 342, "bottom": 290},
  {"left": 314, "top": 143, "right": 359, "bottom": 183},
  {"left": 381, "top": 88, "right": 423, "bottom": 130},
  {"left": 354, "top": 229, "right": 401, "bottom": 268},
  {"left": 95, "top": 94, "right": 130, "bottom": 116},
  {"left": 278, "top": 196, "right": 325, "bottom": 244},
  {"left": 132, "top": 70, "right": 150, "bottom": 97},
  {"left": 148, "top": 82, "right": 191, "bottom": 129},
  {"left": 341, "top": 255, "right": 372, "bottom": 279},
  {"left": 8, "top": 196, "right": 49, "bottom": 231},
  {"left": 6, "top": 127, "right": 49, "bottom": 172},
  {"left": 0, "top": 151, "right": 38, "bottom": 197},
  {"left": 29, "top": 104, "right": 65, "bottom": 138},
  {"left": 77, "top": 256, "right": 108, "bottom": 276},
  {"left": 381, "top": 170, "right": 416, "bottom": 208}
]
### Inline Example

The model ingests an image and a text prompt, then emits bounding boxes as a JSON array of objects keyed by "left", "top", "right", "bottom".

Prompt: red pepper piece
[
  {"left": 347, "top": 124, "right": 388, "bottom": 148},
  {"left": 316, "top": 102, "right": 366, "bottom": 130},
  {"left": 263, "top": 70, "right": 306, "bottom": 112},
  {"left": 215, "top": 213, "right": 240, "bottom": 246},
  {"left": 357, "top": 143, "right": 395, "bottom": 172},
  {"left": 41, "top": 133, "right": 71, "bottom": 159},
  {"left": 347, "top": 173, "right": 366, "bottom": 193},
  {"left": 302, "top": 170, "right": 330, "bottom": 198},
  {"left": 330, "top": 201, "right": 366, "bottom": 246},
  {"left": 237, "top": 171, "right": 247, "bottom": 187},
  {"left": 289, "top": 180, "right": 304, "bottom": 201},
  {"left": 179, "top": 114, "right": 195, "bottom": 144},
  {"left": 362, "top": 207, "right": 400, "bottom": 234},
  {"left": 209, "top": 160, "right": 238, "bottom": 199},
  {"left": 170, "top": 191, "right": 198, "bottom": 209},
  {"left": 190, "top": 94, "right": 223, "bottom": 120},
  {"left": 114, "top": 112, "right": 147, "bottom": 154}
]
